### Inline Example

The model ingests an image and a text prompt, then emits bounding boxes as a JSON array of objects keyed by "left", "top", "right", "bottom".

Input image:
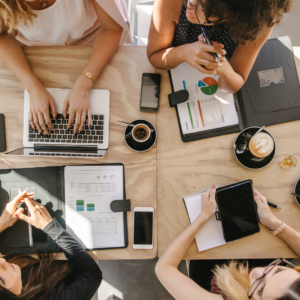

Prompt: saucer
[
  {"left": 234, "top": 127, "right": 276, "bottom": 170},
  {"left": 124, "top": 119, "right": 157, "bottom": 152},
  {"left": 294, "top": 179, "right": 300, "bottom": 207}
]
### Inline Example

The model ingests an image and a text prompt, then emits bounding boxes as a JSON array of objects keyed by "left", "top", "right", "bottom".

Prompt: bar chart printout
[
  {"left": 76, "top": 200, "right": 84, "bottom": 211},
  {"left": 87, "top": 203, "right": 95, "bottom": 211},
  {"left": 170, "top": 62, "right": 239, "bottom": 135},
  {"left": 64, "top": 165, "right": 125, "bottom": 249}
]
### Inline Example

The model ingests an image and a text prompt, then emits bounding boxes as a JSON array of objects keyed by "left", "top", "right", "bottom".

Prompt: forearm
[
  {"left": 263, "top": 217, "right": 300, "bottom": 256},
  {"left": 0, "top": 34, "right": 41, "bottom": 91},
  {"left": 217, "top": 60, "right": 245, "bottom": 94},
  {"left": 83, "top": 27, "right": 122, "bottom": 80},
  {"left": 157, "top": 215, "right": 208, "bottom": 271},
  {"left": 148, "top": 45, "right": 186, "bottom": 70}
]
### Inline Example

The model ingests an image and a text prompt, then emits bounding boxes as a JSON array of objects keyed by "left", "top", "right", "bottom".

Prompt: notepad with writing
[{"left": 183, "top": 191, "right": 226, "bottom": 252}]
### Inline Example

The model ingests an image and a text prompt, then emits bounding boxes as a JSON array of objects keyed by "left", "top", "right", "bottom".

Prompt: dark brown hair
[
  {"left": 0, "top": 252, "right": 73, "bottom": 300},
  {"left": 184, "top": 0, "right": 293, "bottom": 43}
]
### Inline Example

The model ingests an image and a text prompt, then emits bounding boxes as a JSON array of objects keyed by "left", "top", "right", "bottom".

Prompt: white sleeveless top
[{"left": 16, "top": 0, "right": 132, "bottom": 46}]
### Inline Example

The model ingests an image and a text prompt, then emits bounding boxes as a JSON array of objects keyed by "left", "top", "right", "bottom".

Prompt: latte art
[{"left": 249, "top": 132, "right": 274, "bottom": 158}]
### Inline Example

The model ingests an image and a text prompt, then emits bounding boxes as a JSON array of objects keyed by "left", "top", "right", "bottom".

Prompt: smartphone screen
[
  {"left": 140, "top": 73, "right": 161, "bottom": 112},
  {"left": 216, "top": 181, "right": 260, "bottom": 243},
  {"left": 134, "top": 211, "right": 153, "bottom": 245}
]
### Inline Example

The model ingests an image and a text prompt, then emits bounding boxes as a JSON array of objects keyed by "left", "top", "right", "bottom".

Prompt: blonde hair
[
  {"left": 0, "top": 0, "right": 36, "bottom": 34},
  {"left": 213, "top": 261, "right": 300, "bottom": 300},
  {"left": 213, "top": 261, "right": 251, "bottom": 300}
]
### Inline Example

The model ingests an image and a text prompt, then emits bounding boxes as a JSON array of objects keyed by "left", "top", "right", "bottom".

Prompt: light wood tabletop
[
  {"left": 157, "top": 50, "right": 300, "bottom": 259},
  {"left": 0, "top": 46, "right": 157, "bottom": 260}
]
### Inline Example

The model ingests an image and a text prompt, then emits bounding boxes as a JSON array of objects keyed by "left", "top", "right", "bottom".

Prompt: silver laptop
[{"left": 5, "top": 88, "right": 110, "bottom": 158}]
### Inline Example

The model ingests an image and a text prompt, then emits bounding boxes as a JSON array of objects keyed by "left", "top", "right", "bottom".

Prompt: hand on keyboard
[
  {"left": 29, "top": 85, "right": 57, "bottom": 136},
  {"left": 62, "top": 77, "right": 93, "bottom": 134}
]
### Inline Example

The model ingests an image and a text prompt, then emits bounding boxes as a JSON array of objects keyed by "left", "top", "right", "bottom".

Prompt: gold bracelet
[
  {"left": 271, "top": 222, "right": 286, "bottom": 235},
  {"left": 81, "top": 71, "right": 96, "bottom": 83},
  {"left": 164, "top": 51, "right": 173, "bottom": 70}
]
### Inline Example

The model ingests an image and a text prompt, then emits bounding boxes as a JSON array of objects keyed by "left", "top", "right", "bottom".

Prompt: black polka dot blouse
[{"left": 172, "top": 6, "right": 239, "bottom": 57}]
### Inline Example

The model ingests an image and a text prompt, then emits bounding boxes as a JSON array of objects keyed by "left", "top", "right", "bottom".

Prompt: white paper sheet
[
  {"left": 184, "top": 192, "right": 226, "bottom": 252},
  {"left": 170, "top": 62, "right": 239, "bottom": 135},
  {"left": 64, "top": 165, "right": 125, "bottom": 249}
]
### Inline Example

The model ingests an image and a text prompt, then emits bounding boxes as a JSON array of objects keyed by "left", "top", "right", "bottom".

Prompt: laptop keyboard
[{"left": 28, "top": 114, "right": 104, "bottom": 144}]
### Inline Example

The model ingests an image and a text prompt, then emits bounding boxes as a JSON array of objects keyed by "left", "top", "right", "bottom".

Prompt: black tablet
[{"left": 216, "top": 180, "right": 260, "bottom": 243}]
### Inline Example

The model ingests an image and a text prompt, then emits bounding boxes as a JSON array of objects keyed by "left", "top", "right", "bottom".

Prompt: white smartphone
[{"left": 133, "top": 207, "right": 154, "bottom": 249}]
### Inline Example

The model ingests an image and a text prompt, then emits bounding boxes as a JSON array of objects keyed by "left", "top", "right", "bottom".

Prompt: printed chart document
[
  {"left": 184, "top": 192, "right": 226, "bottom": 252},
  {"left": 64, "top": 165, "right": 125, "bottom": 249},
  {"left": 170, "top": 62, "right": 239, "bottom": 135}
]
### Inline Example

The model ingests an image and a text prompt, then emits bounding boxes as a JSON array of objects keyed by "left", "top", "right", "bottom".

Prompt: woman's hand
[
  {"left": 63, "top": 76, "right": 93, "bottom": 134},
  {"left": 182, "top": 35, "right": 227, "bottom": 75},
  {"left": 0, "top": 189, "right": 34, "bottom": 232},
  {"left": 199, "top": 185, "right": 217, "bottom": 222},
  {"left": 253, "top": 190, "right": 282, "bottom": 230},
  {"left": 16, "top": 198, "right": 52, "bottom": 230},
  {"left": 28, "top": 83, "right": 57, "bottom": 136}
]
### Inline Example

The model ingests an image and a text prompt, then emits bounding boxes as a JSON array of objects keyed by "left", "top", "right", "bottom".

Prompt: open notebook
[{"left": 183, "top": 191, "right": 226, "bottom": 252}]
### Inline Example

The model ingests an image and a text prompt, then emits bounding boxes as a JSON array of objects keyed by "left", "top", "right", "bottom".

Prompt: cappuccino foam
[{"left": 249, "top": 132, "right": 274, "bottom": 158}]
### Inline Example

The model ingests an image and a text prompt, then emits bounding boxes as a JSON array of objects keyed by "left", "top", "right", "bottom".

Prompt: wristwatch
[{"left": 81, "top": 71, "right": 96, "bottom": 83}]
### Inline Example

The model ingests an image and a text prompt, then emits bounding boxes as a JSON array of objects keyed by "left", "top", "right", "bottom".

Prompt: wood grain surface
[
  {"left": 157, "top": 51, "right": 300, "bottom": 259},
  {"left": 0, "top": 46, "right": 157, "bottom": 260}
]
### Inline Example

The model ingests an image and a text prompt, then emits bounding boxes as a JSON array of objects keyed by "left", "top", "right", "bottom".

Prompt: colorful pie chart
[{"left": 198, "top": 77, "right": 218, "bottom": 95}]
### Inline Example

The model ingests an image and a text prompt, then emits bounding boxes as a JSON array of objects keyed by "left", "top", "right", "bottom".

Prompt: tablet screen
[{"left": 216, "top": 181, "right": 260, "bottom": 243}]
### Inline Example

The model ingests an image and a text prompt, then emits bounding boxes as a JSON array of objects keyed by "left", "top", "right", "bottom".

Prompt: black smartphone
[
  {"left": 133, "top": 207, "right": 154, "bottom": 249},
  {"left": 0, "top": 114, "right": 6, "bottom": 152},
  {"left": 140, "top": 73, "right": 161, "bottom": 113},
  {"left": 216, "top": 180, "right": 260, "bottom": 243}
]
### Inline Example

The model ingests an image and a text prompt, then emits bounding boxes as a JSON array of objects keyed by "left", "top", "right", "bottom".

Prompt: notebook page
[
  {"left": 64, "top": 165, "right": 125, "bottom": 249},
  {"left": 184, "top": 192, "right": 226, "bottom": 252},
  {"left": 170, "top": 62, "right": 239, "bottom": 135}
]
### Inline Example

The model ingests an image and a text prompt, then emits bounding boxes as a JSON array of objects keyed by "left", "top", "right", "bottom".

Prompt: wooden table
[
  {"left": 157, "top": 47, "right": 300, "bottom": 259},
  {"left": 0, "top": 46, "right": 157, "bottom": 260}
]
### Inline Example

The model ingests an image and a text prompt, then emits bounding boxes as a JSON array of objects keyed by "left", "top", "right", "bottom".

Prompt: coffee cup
[
  {"left": 248, "top": 132, "right": 275, "bottom": 160},
  {"left": 130, "top": 123, "right": 152, "bottom": 143},
  {"left": 124, "top": 120, "right": 157, "bottom": 152},
  {"left": 234, "top": 127, "right": 276, "bottom": 170}
]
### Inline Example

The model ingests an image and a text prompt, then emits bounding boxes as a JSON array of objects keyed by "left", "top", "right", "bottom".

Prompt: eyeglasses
[
  {"left": 186, "top": 0, "right": 227, "bottom": 26},
  {"left": 247, "top": 258, "right": 295, "bottom": 299}
]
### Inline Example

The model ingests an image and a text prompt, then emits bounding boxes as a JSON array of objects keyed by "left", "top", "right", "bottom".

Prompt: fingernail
[
  {"left": 254, "top": 191, "right": 257, "bottom": 196},
  {"left": 211, "top": 185, "right": 216, "bottom": 189}
]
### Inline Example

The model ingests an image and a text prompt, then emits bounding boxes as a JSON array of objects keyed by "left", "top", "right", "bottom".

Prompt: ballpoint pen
[
  {"left": 200, "top": 29, "right": 221, "bottom": 65},
  {"left": 267, "top": 201, "right": 281, "bottom": 209}
]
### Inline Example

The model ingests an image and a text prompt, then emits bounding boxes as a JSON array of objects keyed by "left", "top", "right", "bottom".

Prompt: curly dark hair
[{"left": 184, "top": 0, "right": 293, "bottom": 43}]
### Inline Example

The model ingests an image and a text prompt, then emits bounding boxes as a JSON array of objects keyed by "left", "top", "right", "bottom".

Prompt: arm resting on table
[{"left": 43, "top": 218, "right": 102, "bottom": 300}]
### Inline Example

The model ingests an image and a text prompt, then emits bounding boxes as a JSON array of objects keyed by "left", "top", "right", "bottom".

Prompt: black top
[
  {"left": 21, "top": 218, "right": 102, "bottom": 300},
  {"left": 172, "top": 6, "right": 239, "bottom": 57}
]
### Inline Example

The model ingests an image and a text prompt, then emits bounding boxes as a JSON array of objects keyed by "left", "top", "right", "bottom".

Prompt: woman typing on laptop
[
  {"left": 0, "top": 0, "right": 131, "bottom": 135},
  {"left": 156, "top": 186, "right": 300, "bottom": 300},
  {"left": 147, "top": 0, "right": 292, "bottom": 93},
  {"left": 0, "top": 189, "right": 102, "bottom": 299}
]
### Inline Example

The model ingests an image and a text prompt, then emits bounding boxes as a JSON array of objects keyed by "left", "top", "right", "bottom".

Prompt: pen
[
  {"left": 201, "top": 30, "right": 220, "bottom": 65},
  {"left": 267, "top": 201, "right": 281, "bottom": 209},
  {"left": 292, "top": 192, "right": 300, "bottom": 198}
]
